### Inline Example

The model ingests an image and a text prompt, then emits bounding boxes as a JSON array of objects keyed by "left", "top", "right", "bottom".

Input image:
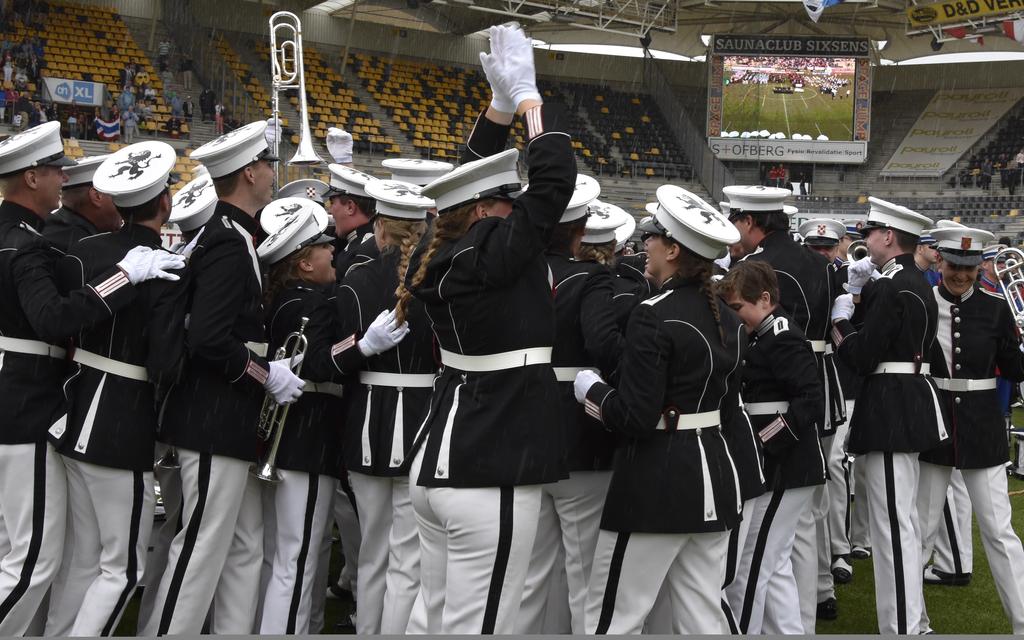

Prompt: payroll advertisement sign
[
  {"left": 908, "top": 0, "right": 1024, "bottom": 27},
  {"left": 880, "top": 89, "right": 1024, "bottom": 177},
  {"left": 707, "top": 34, "right": 871, "bottom": 164}
]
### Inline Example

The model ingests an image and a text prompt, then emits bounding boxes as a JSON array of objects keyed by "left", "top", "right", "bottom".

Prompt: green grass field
[{"left": 722, "top": 80, "right": 855, "bottom": 142}]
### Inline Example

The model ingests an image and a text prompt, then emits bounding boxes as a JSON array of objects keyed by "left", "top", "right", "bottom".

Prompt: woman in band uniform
[{"left": 573, "top": 185, "right": 745, "bottom": 634}]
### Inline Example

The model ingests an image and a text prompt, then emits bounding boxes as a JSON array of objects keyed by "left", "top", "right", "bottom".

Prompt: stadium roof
[{"left": 300, "top": 0, "right": 1024, "bottom": 63}]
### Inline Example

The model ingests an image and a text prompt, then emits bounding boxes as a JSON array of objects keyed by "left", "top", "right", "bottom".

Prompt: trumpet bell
[
  {"left": 849, "top": 240, "right": 869, "bottom": 262},
  {"left": 249, "top": 461, "right": 283, "bottom": 484},
  {"left": 154, "top": 448, "right": 181, "bottom": 470},
  {"left": 289, "top": 126, "right": 323, "bottom": 166}
]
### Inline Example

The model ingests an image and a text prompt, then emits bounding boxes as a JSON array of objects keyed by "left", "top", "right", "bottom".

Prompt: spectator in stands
[
  {"left": 66, "top": 109, "right": 78, "bottom": 139},
  {"left": 166, "top": 115, "right": 181, "bottom": 139},
  {"left": 180, "top": 54, "right": 193, "bottom": 90},
  {"left": 981, "top": 158, "right": 993, "bottom": 190},
  {"left": 13, "top": 65, "right": 26, "bottom": 91},
  {"left": 14, "top": 91, "right": 30, "bottom": 131},
  {"left": 2, "top": 57, "right": 10, "bottom": 85},
  {"left": 44, "top": 101, "right": 56, "bottom": 124},
  {"left": 158, "top": 38, "right": 172, "bottom": 70},
  {"left": 182, "top": 95, "right": 194, "bottom": 121},
  {"left": 0, "top": 88, "right": 10, "bottom": 123},
  {"left": 122, "top": 105, "right": 139, "bottom": 142},
  {"left": 135, "top": 68, "right": 150, "bottom": 88},
  {"left": 118, "top": 88, "right": 135, "bottom": 112},
  {"left": 170, "top": 91, "right": 183, "bottom": 117},
  {"left": 138, "top": 99, "right": 154, "bottom": 125},
  {"left": 27, "top": 100, "right": 43, "bottom": 128},
  {"left": 199, "top": 88, "right": 214, "bottom": 122},
  {"left": 119, "top": 62, "right": 133, "bottom": 88},
  {"left": 214, "top": 100, "right": 224, "bottom": 134},
  {"left": 1012, "top": 149, "right": 1024, "bottom": 195},
  {"left": 144, "top": 83, "right": 156, "bottom": 100}
]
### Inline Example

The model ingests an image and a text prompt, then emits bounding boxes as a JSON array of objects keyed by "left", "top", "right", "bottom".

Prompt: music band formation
[{"left": 1, "top": 20, "right": 1023, "bottom": 637}]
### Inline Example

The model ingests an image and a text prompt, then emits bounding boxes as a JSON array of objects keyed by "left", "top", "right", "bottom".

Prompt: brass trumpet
[
  {"left": 995, "top": 247, "right": 1024, "bottom": 329},
  {"left": 251, "top": 317, "right": 309, "bottom": 484},
  {"left": 848, "top": 239, "right": 869, "bottom": 262}
]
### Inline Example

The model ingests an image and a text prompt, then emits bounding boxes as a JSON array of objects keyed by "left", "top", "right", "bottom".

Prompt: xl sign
[{"left": 43, "top": 78, "right": 104, "bottom": 107}]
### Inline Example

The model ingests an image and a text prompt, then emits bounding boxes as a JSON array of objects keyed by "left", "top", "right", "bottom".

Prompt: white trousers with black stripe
[
  {"left": 725, "top": 486, "right": 813, "bottom": 634},
  {"left": 0, "top": 442, "right": 66, "bottom": 636},
  {"left": 826, "top": 401, "right": 855, "bottom": 558},
  {"left": 309, "top": 479, "right": 361, "bottom": 634},
  {"left": 721, "top": 498, "right": 755, "bottom": 634},
  {"left": 45, "top": 458, "right": 154, "bottom": 636},
  {"left": 862, "top": 451, "right": 924, "bottom": 634},
  {"left": 408, "top": 448, "right": 541, "bottom": 634},
  {"left": 926, "top": 468, "right": 973, "bottom": 575},
  {"left": 918, "top": 463, "right": 1024, "bottom": 633},
  {"left": 260, "top": 470, "right": 335, "bottom": 634},
  {"left": 348, "top": 472, "right": 421, "bottom": 634},
  {"left": 585, "top": 528, "right": 730, "bottom": 634},
  {"left": 849, "top": 453, "right": 872, "bottom": 550},
  {"left": 137, "top": 444, "right": 184, "bottom": 634},
  {"left": 517, "top": 471, "right": 611, "bottom": 634},
  {"left": 141, "top": 449, "right": 263, "bottom": 635}
]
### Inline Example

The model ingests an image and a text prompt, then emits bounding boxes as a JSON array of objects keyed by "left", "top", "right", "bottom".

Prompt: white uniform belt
[
  {"left": 0, "top": 336, "right": 66, "bottom": 359},
  {"left": 655, "top": 410, "right": 721, "bottom": 431},
  {"left": 358, "top": 371, "right": 436, "bottom": 388},
  {"left": 552, "top": 367, "right": 598, "bottom": 383},
  {"left": 825, "top": 343, "right": 834, "bottom": 355},
  {"left": 809, "top": 340, "right": 826, "bottom": 353},
  {"left": 745, "top": 401, "right": 790, "bottom": 416},
  {"left": 73, "top": 349, "right": 148, "bottom": 382},
  {"left": 440, "top": 347, "right": 552, "bottom": 372},
  {"left": 245, "top": 341, "right": 268, "bottom": 358},
  {"left": 302, "top": 380, "right": 346, "bottom": 397},
  {"left": 932, "top": 377, "right": 997, "bottom": 392},
  {"left": 872, "top": 362, "right": 930, "bottom": 375}
]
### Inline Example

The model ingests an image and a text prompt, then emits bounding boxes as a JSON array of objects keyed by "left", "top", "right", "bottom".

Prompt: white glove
[
  {"left": 479, "top": 26, "right": 516, "bottom": 113},
  {"left": 358, "top": 309, "right": 410, "bottom": 357},
  {"left": 326, "top": 127, "right": 354, "bottom": 164},
  {"left": 846, "top": 256, "right": 875, "bottom": 295},
  {"left": 265, "top": 358, "right": 305, "bottom": 405},
  {"left": 714, "top": 254, "right": 732, "bottom": 271},
  {"left": 488, "top": 26, "right": 541, "bottom": 109},
  {"left": 831, "top": 293, "right": 855, "bottom": 323},
  {"left": 116, "top": 246, "right": 186, "bottom": 284},
  {"left": 175, "top": 227, "right": 204, "bottom": 259},
  {"left": 264, "top": 117, "right": 281, "bottom": 148},
  {"left": 574, "top": 369, "right": 603, "bottom": 404}
]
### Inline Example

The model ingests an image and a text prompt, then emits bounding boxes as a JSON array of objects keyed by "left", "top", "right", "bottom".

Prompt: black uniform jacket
[
  {"left": 742, "top": 311, "right": 827, "bottom": 490},
  {"left": 44, "top": 206, "right": 99, "bottom": 252},
  {"left": 325, "top": 249, "right": 436, "bottom": 477},
  {"left": 334, "top": 222, "right": 376, "bottom": 281},
  {"left": 405, "top": 104, "right": 576, "bottom": 488},
  {"left": 611, "top": 253, "right": 649, "bottom": 333},
  {"left": 833, "top": 253, "right": 950, "bottom": 454},
  {"left": 744, "top": 230, "right": 844, "bottom": 436},
  {"left": 160, "top": 202, "right": 272, "bottom": 462},
  {"left": 264, "top": 282, "right": 344, "bottom": 478},
  {"left": 832, "top": 259, "right": 862, "bottom": 401},
  {"left": 583, "top": 276, "right": 747, "bottom": 534},
  {"left": 922, "top": 284, "right": 1024, "bottom": 468},
  {"left": 548, "top": 251, "right": 622, "bottom": 471},
  {"left": 0, "top": 200, "right": 136, "bottom": 445},
  {"left": 54, "top": 225, "right": 187, "bottom": 471}
]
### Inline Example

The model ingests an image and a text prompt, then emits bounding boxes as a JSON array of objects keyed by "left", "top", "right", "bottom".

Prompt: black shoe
[
  {"left": 831, "top": 556, "right": 853, "bottom": 584},
  {"left": 850, "top": 546, "right": 871, "bottom": 560},
  {"left": 817, "top": 597, "right": 838, "bottom": 620},
  {"left": 327, "top": 583, "right": 355, "bottom": 601},
  {"left": 923, "top": 566, "right": 972, "bottom": 586}
]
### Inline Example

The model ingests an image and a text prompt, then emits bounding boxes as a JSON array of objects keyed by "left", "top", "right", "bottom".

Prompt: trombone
[
  {"left": 995, "top": 247, "right": 1024, "bottom": 328},
  {"left": 269, "top": 10, "right": 323, "bottom": 189},
  {"left": 251, "top": 317, "right": 309, "bottom": 484}
]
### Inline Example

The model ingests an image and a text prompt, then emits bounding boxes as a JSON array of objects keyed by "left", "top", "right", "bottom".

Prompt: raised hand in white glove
[
  {"left": 574, "top": 369, "right": 604, "bottom": 404},
  {"left": 846, "top": 256, "right": 875, "bottom": 295},
  {"left": 358, "top": 309, "right": 410, "bottom": 357},
  {"left": 117, "top": 246, "right": 186, "bottom": 284},
  {"left": 479, "top": 26, "right": 516, "bottom": 113},
  {"left": 265, "top": 359, "right": 305, "bottom": 405},
  {"left": 831, "top": 293, "right": 855, "bottom": 323},
  {"left": 490, "top": 26, "right": 541, "bottom": 110},
  {"left": 326, "top": 127, "right": 354, "bottom": 164},
  {"left": 265, "top": 117, "right": 281, "bottom": 148}
]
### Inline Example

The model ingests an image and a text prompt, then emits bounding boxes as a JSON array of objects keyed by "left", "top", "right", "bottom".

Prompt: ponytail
[
  {"left": 371, "top": 217, "right": 427, "bottom": 325},
  {"left": 671, "top": 241, "right": 725, "bottom": 347},
  {"left": 394, "top": 199, "right": 491, "bottom": 324},
  {"left": 576, "top": 240, "right": 615, "bottom": 266}
]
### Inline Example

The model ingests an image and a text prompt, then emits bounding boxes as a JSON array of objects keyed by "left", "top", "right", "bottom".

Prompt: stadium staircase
[{"left": 120, "top": 17, "right": 219, "bottom": 146}]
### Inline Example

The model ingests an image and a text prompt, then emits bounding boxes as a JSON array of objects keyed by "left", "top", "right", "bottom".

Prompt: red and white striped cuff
[
  {"left": 525, "top": 106, "right": 544, "bottom": 139},
  {"left": 584, "top": 397, "right": 602, "bottom": 422},
  {"left": 759, "top": 416, "right": 788, "bottom": 442},
  {"left": 332, "top": 334, "right": 357, "bottom": 358},
  {"left": 246, "top": 360, "right": 269, "bottom": 385},
  {"left": 92, "top": 270, "right": 131, "bottom": 299},
  {"left": 830, "top": 325, "right": 848, "bottom": 348}
]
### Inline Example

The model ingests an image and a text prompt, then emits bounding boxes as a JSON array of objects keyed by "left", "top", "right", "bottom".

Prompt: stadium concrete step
[{"left": 344, "top": 76, "right": 420, "bottom": 161}]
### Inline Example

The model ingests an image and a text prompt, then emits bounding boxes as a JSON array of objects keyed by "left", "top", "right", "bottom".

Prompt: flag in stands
[
  {"left": 95, "top": 117, "right": 120, "bottom": 141},
  {"left": 1004, "top": 18, "right": 1024, "bottom": 44},
  {"left": 803, "top": 0, "right": 844, "bottom": 23}
]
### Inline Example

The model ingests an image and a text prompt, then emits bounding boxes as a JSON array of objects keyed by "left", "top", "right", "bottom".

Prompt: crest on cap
[
  {"left": 0, "top": 121, "right": 74, "bottom": 176},
  {"left": 261, "top": 196, "right": 329, "bottom": 236},
  {"left": 257, "top": 197, "right": 332, "bottom": 264},
  {"left": 93, "top": 141, "right": 177, "bottom": 207},
  {"left": 961, "top": 237, "right": 972, "bottom": 250},
  {"left": 381, "top": 158, "right": 454, "bottom": 186},
  {"left": 365, "top": 179, "right": 435, "bottom": 221},
  {"left": 641, "top": 185, "right": 739, "bottom": 260},
  {"left": 328, "top": 164, "right": 378, "bottom": 199},
  {"left": 278, "top": 178, "right": 329, "bottom": 205},
  {"left": 581, "top": 199, "right": 631, "bottom": 245}
]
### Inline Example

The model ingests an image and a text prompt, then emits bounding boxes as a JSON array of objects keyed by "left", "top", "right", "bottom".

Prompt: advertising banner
[
  {"left": 880, "top": 88, "right": 1024, "bottom": 177},
  {"left": 711, "top": 34, "right": 871, "bottom": 58},
  {"left": 42, "top": 77, "right": 106, "bottom": 107},
  {"left": 908, "top": 0, "right": 1024, "bottom": 28},
  {"left": 708, "top": 137, "right": 868, "bottom": 164}
]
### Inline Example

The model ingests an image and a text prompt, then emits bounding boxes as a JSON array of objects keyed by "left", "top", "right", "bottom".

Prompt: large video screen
[{"left": 721, "top": 55, "right": 856, "bottom": 141}]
